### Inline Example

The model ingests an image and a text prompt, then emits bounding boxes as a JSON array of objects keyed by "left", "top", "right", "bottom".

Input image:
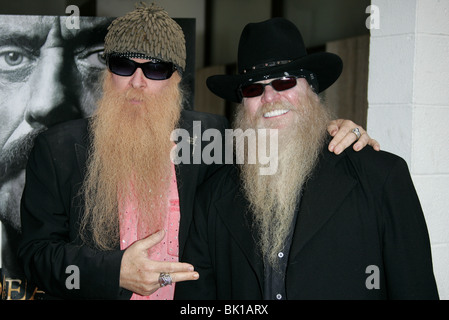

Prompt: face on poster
[{"left": 0, "top": 14, "right": 113, "bottom": 231}]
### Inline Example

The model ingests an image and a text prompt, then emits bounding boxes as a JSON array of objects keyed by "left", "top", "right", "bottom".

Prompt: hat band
[
  {"left": 241, "top": 59, "right": 292, "bottom": 74},
  {"left": 108, "top": 52, "right": 155, "bottom": 61}
]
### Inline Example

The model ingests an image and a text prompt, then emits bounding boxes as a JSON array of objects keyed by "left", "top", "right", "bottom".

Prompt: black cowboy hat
[{"left": 206, "top": 17, "right": 343, "bottom": 103}]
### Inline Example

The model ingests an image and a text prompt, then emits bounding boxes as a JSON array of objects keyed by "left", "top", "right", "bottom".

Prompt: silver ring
[
  {"left": 158, "top": 273, "right": 172, "bottom": 287},
  {"left": 351, "top": 127, "right": 361, "bottom": 140}
]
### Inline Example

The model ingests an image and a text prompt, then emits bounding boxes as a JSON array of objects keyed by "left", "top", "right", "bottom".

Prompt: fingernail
[
  {"left": 193, "top": 272, "right": 199, "bottom": 279},
  {"left": 329, "top": 144, "right": 335, "bottom": 151}
]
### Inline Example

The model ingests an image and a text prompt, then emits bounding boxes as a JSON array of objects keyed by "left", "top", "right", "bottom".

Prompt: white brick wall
[{"left": 368, "top": 0, "right": 449, "bottom": 299}]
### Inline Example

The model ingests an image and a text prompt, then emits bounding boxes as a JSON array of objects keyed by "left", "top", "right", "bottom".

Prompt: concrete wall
[{"left": 368, "top": 0, "right": 449, "bottom": 299}]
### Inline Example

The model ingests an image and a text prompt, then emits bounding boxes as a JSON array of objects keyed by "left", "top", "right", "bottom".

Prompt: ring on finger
[
  {"left": 158, "top": 272, "right": 172, "bottom": 287},
  {"left": 351, "top": 127, "right": 361, "bottom": 140}
]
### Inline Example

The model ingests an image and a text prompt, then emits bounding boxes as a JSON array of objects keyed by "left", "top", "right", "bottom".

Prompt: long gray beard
[{"left": 235, "top": 92, "right": 331, "bottom": 269}]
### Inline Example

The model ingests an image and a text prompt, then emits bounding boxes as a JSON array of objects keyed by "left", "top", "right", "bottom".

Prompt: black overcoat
[{"left": 176, "top": 143, "right": 439, "bottom": 300}]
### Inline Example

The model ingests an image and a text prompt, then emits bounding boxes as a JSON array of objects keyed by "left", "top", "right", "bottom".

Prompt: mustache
[
  {"left": 125, "top": 88, "right": 147, "bottom": 101},
  {"left": 0, "top": 128, "right": 45, "bottom": 183}
]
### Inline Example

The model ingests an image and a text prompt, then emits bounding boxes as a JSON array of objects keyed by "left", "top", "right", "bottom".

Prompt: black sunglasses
[
  {"left": 107, "top": 55, "right": 176, "bottom": 80},
  {"left": 240, "top": 76, "right": 299, "bottom": 98}
]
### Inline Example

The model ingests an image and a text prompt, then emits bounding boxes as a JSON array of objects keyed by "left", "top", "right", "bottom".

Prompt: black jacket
[
  {"left": 19, "top": 110, "right": 229, "bottom": 299},
  {"left": 176, "top": 143, "right": 439, "bottom": 300}
]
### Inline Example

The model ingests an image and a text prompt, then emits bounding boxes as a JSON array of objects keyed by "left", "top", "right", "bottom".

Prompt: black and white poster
[{"left": 0, "top": 13, "right": 113, "bottom": 299}]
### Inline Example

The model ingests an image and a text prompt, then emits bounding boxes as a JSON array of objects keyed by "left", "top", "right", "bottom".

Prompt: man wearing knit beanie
[
  {"left": 18, "top": 3, "right": 373, "bottom": 300},
  {"left": 18, "top": 3, "right": 228, "bottom": 300}
]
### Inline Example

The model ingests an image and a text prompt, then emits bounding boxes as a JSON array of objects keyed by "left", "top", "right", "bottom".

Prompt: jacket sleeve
[
  {"left": 18, "top": 133, "right": 130, "bottom": 299},
  {"left": 381, "top": 157, "right": 439, "bottom": 299}
]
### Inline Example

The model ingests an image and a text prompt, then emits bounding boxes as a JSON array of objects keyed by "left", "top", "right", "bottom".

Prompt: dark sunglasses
[
  {"left": 107, "top": 55, "right": 176, "bottom": 80},
  {"left": 240, "top": 76, "right": 299, "bottom": 98}
]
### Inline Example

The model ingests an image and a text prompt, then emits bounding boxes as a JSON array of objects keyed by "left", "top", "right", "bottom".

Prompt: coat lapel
[
  {"left": 75, "top": 143, "right": 87, "bottom": 177},
  {"left": 176, "top": 112, "right": 200, "bottom": 257},
  {"left": 289, "top": 150, "right": 357, "bottom": 261},
  {"left": 74, "top": 119, "right": 91, "bottom": 178},
  {"left": 176, "top": 161, "right": 198, "bottom": 257},
  {"left": 214, "top": 173, "right": 264, "bottom": 285}
]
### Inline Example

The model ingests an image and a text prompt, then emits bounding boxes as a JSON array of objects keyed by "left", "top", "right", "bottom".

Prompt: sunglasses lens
[
  {"left": 141, "top": 62, "right": 175, "bottom": 80},
  {"left": 241, "top": 77, "right": 298, "bottom": 98},
  {"left": 108, "top": 56, "right": 136, "bottom": 76},
  {"left": 108, "top": 56, "right": 175, "bottom": 80},
  {"left": 241, "top": 84, "right": 264, "bottom": 98},
  {"left": 271, "top": 77, "right": 297, "bottom": 91}
]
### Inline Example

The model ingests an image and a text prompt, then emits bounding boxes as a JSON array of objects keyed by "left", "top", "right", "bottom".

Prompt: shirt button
[
  {"left": 276, "top": 294, "right": 282, "bottom": 300},
  {"left": 278, "top": 252, "right": 284, "bottom": 258}
]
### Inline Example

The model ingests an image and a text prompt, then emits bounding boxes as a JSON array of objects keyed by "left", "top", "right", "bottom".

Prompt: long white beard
[
  {"left": 80, "top": 72, "right": 182, "bottom": 250},
  {"left": 235, "top": 90, "right": 331, "bottom": 269}
]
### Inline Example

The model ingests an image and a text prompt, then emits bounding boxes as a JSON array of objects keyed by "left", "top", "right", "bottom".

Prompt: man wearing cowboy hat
[
  {"left": 17, "top": 5, "right": 377, "bottom": 299},
  {"left": 177, "top": 18, "right": 439, "bottom": 299}
]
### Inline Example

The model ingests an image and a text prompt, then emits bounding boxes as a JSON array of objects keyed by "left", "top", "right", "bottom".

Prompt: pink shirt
[{"left": 119, "top": 164, "right": 180, "bottom": 300}]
